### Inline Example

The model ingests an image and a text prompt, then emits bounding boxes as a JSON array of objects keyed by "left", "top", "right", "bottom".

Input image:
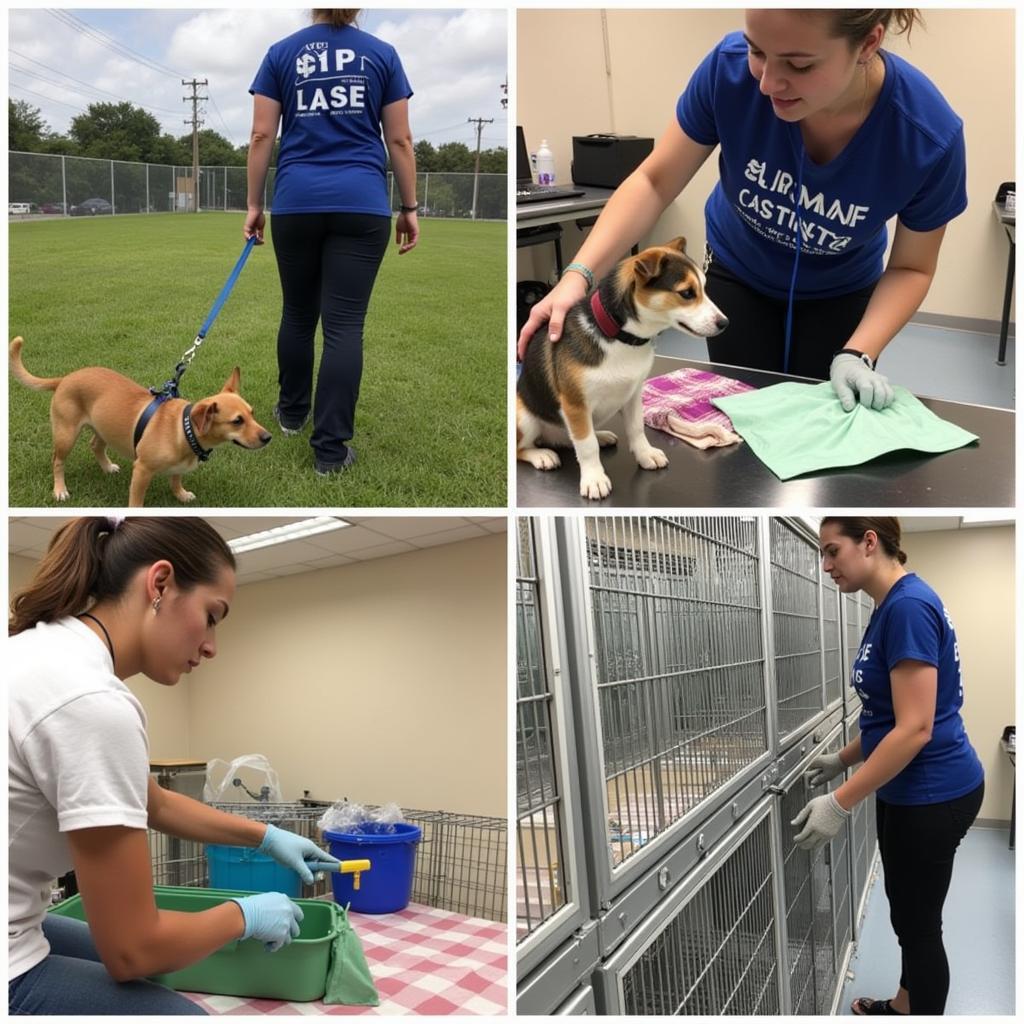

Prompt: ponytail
[
  {"left": 10, "top": 517, "right": 235, "bottom": 636},
  {"left": 311, "top": 9, "right": 359, "bottom": 28}
]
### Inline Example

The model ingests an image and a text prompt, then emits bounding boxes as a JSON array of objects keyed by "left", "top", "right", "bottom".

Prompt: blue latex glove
[
  {"left": 791, "top": 792, "right": 851, "bottom": 851},
  {"left": 258, "top": 823, "right": 341, "bottom": 884},
  {"left": 829, "top": 352, "right": 895, "bottom": 412},
  {"left": 230, "top": 891, "right": 304, "bottom": 952}
]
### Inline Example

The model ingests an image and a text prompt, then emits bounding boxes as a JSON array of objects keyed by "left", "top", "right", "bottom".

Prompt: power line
[
  {"left": 10, "top": 58, "right": 182, "bottom": 116},
  {"left": 48, "top": 9, "right": 185, "bottom": 80},
  {"left": 206, "top": 92, "right": 240, "bottom": 147},
  {"left": 10, "top": 86, "right": 88, "bottom": 115}
]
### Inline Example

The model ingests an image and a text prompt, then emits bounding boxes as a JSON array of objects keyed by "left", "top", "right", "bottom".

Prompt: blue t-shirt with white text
[
  {"left": 851, "top": 574, "right": 983, "bottom": 805},
  {"left": 677, "top": 32, "right": 967, "bottom": 299},
  {"left": 250, "top": 24, "right": 412, "bottom": 216}
]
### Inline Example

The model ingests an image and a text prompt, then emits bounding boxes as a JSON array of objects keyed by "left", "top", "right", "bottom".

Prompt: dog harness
[
  {"left": 132, "top": 395, "right": 213, "bottom": 462},
  {"left": 589, "top": 291, "right": 649, "bottom": 347}
]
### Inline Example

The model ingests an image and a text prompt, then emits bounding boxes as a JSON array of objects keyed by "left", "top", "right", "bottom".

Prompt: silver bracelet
[{"left": 563, "top": 261, "right": 595, "bottom": 290}]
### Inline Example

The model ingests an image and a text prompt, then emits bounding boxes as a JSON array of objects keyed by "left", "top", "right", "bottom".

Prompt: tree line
[{"left": 9, "top": 99, "right": 507, "bottom": 173}]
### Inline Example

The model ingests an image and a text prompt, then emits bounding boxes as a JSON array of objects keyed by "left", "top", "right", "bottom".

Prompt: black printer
[{"left": 571, "top": 134, "right": 654, "bottom": 188}]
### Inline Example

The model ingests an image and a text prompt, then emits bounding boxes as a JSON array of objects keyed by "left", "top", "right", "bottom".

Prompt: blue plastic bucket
[
  {"left": 324, "top": 823, "right": 422, "bottom": 914},
  {"left": 205, "top": 844, "right": 302, "bottom": 898}
]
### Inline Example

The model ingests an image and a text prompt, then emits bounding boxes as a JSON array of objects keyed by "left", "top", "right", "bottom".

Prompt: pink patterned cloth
[
  {"left": 643, "top": 368, "right": 755, "bottom": 449},
  {"left": 181, "top": 902, "right": 507, "bottom": 1015}
]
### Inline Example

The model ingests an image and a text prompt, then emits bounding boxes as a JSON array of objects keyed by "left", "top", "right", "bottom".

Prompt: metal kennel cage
[{"left": 517, "top": 515, "right": 882, "bottom": 1016}]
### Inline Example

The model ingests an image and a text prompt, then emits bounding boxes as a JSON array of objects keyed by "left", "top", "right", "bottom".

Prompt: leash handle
[{"left": 197, "top": 236, "right": 257, "bottom": 340}]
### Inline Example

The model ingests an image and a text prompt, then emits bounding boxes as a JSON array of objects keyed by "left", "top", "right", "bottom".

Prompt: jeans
[
  {"left": 876, "top": 780, "right": 985, "bottom": 1014},
  {"left": 9, "top": 915, "right": 206, "bottom": 1015},
  {"left": 271, "top": 211, "right": 391, "bottom": 465},
  {"left": 703, "top": 255, "right": 878, "bottom": 379}
]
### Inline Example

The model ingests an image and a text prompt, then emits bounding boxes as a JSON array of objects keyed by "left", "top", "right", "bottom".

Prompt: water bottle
[{"left": 535, "top": 139, "right": 556, "bottom": 186}]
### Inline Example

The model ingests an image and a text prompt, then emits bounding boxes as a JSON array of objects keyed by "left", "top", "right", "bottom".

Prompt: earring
[{"left": 152, "top": 596, "right": 162, "bottom": 614}]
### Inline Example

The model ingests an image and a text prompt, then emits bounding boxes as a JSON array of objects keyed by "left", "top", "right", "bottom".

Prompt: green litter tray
[{"left": 49, "top": 884, "right": 340, "bottom": 1002}]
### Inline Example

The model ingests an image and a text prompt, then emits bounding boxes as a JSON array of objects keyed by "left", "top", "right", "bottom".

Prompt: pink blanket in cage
[{"left": 642, "top": 368, "right": 755, "bottom": 449}]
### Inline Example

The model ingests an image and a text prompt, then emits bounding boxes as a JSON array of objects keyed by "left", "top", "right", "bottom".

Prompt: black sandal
[{"left": 851, "top": 997, "right": 906, "bottom": 1015}]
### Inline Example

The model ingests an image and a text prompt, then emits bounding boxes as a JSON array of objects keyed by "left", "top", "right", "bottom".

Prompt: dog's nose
[
  {"left": 260, "top": 432, "right": 272, "bottom": 445},
  {"left": 714, "top": 315, "right": 729, "bottom": 334}
]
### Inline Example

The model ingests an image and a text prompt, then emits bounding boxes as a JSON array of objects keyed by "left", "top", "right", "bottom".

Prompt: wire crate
[{"left": 582, "top": 516, "right": 768, "bottom": 870}]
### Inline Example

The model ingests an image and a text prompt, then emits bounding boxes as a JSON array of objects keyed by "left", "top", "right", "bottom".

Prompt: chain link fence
[{"left": 9, "top": 151, "right": 506, "bottom": 220}]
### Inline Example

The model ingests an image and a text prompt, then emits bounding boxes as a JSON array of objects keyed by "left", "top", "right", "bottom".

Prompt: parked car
[
  {"left": 8, "top": 202, "right": 33, "bottom": 215},
  {"left": 39, "top": 202, "right": 66, "bottom": 214},
  {"left": 69, "top": 198, "right": 113, "bottom": 216}
]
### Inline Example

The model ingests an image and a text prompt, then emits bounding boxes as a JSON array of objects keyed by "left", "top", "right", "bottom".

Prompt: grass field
[{"left": 8, "top": 212, "right": 505, "bottom": 508}]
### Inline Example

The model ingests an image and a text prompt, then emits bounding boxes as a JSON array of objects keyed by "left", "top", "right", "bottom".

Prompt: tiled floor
[{"left": 838, "top": 825, "right": 1014, "bottom": 1015}]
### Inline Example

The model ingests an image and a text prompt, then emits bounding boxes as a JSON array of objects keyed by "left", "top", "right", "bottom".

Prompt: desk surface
[
  {"left": 517, "top": 356, "right": 1014, "bottom": 508},
  {"left": 516, "top": 185, "right": 615, "bottom": 227}
]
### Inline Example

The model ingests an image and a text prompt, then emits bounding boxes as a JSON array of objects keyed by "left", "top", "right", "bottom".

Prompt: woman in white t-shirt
[{"left": 9, "top": 516, "right": 341, "bottom": 1015}]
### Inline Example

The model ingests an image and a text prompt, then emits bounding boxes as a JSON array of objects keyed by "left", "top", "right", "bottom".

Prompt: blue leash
[
  {"left": 135, "top": 237, "right": 257, "bottom": 455},
  {"left": 783, "top": 146, "right": 805, "bottom": 375},
  {"left": 149, "top": 236, "right": 258, "bottom": 399}
]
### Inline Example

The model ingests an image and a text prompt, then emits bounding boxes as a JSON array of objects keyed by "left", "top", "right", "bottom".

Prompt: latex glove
[
  {"left": 231, "top": 891, "right": 304, "bottom": 952},
  {"left": 806, "top": 752, "right": 846, "bottom": 788},
  {"left": 791, "top": 792, "right": 850, "bottom": 851},
  {"left": 258, "top": 823, "right": 341, "bottom": 884},
  {"left": 829, "top": 352, "right": 895, "bottom": 412}
]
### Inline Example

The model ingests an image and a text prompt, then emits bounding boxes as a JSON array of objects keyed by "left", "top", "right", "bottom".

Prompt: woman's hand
[
  {"left": 516, "top": 272, "right": 589, "bottom": 361},
  {"left": 244, "top": 208, "right": 266, "bottom": 244},
  {"left": 258, "top": 823, "right": 340, "bottom": 884},
  {"left": 395, "top": 211, "right": 419, "bottom": 254},
  {"left": 791, "top": 792, "right": 850, "bottom": 851},
  {"left": 806, "top": 751, "right": 846, "bottom": 787},
  {"left": 230, "top": 892, "right": 304, "bottom": 952},
  {"left": 829, "top": 352, "right": 894, "bottom": 412}
]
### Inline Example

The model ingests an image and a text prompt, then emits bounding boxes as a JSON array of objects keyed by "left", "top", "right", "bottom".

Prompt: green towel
[
  {"left": 323, "top": 903, "right": 380, "bottom": 1006},
  {"left": 712, "top": 381, "right": 979, "bottom": 480}
]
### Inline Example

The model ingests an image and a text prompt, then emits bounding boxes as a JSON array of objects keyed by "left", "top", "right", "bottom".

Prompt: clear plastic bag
[
  {"left": 317, "top": 800, "right": 405, "bottom": 834},
  {"left": 202, "top": 754, "right": 284, "bottom": 804}
]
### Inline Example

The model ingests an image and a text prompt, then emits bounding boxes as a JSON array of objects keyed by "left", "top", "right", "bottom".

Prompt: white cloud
[{"left": 8, "top": 8, "right": 508, "bottom": 152}]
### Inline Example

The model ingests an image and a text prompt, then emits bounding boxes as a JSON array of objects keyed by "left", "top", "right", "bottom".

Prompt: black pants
[
  {"left": 703, "top": 256, "right": 877, "bottom": 379},
  {"left": 876, "top": 781, "right": 984, "bottom": 1014},
  {"left": 271, "top": 212, "right": 390, "bottom": 465}
]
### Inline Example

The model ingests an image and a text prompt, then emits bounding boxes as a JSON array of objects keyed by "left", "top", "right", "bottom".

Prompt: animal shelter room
[
  {"left": 515, "top": 9, "right": 1015, "bottom": 508},
  {"left": 516, "top": 515, "right": 1014, "bottom": 1015},
  {"left": 9, "top": 514, "right": 507, "bottom": 1016}
]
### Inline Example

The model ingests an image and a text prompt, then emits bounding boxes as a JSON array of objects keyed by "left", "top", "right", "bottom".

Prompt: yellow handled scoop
[{"left": 310, "top": 858, "right": 372, "bottom": 890}]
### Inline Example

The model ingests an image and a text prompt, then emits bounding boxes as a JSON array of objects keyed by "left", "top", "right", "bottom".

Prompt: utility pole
[
  {"left": 467, "top": 116, "right": 493, "bottom": 221},
  {"left": 183, "top": 77, "right": 208, "bottom": 213}
]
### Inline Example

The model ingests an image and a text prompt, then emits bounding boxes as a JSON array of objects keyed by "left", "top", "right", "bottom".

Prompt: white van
[{"left": 8, "top": 203, "right": 32, "bottom": 215}]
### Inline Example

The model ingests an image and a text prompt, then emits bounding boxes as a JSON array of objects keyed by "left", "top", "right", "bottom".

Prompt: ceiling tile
[{"left": 411, "top": 525, "right": 493, "bottom": 548}]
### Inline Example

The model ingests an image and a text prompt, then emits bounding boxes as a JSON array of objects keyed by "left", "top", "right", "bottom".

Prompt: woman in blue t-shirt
[
  {"left": 518, "top": 9, "right": 967, "bottom": 413},
  {"left": 791, "top": 516, "right": 984, "bottom": 1015},
  {"left": 246, "top": 9, "right": 419, "bottom": 475}
]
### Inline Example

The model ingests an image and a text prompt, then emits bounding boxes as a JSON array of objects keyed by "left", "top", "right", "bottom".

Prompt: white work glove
[
  {"left": 791, "top": 792, "right": 850, "bottom": 851},
  {"left": 829, "top": 352, "right": 895, "bottom": 412},
  {"left": 806, "top": 752, "right": 846, "bottom": 788}
]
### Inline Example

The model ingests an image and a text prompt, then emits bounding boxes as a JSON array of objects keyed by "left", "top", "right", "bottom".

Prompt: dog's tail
[{"left": 9, "top": 337, "right": 63, "bottom": 392}]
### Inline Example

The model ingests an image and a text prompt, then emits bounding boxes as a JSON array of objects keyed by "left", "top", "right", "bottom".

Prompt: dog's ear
[
  {"left": 666, "top": 236, "right": 688, "bottom": 254},
  {"left": 222, "top": 367, "right": 241, "bottom": 394},
  {"left": 190, "top": 399, "right": 218, "bottom": 435},
  {"left": 632, "top": 250, "right": 669, "bottom": 285}
]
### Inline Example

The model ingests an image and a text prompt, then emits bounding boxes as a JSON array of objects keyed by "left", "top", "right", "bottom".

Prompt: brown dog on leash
[{"left": 10, "top": 337, "right": 272, "bottom": 507}]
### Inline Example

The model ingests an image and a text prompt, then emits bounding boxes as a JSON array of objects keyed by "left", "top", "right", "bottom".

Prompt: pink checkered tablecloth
[{"left": 182, "top": 902, "right": 508, "bottom": 1015}]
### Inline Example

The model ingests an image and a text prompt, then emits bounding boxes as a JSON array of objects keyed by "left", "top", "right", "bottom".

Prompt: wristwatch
[
  {"left": 400, "top": 203, "right": 419, "bottom": 213},
  {"left": 834, "top": 347, "right": 875, "bottom": 371}
]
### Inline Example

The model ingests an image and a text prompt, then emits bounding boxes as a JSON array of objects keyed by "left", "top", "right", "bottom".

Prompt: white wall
[{"left": 518, "top": 9, "right": 1015, "bottom": 325}]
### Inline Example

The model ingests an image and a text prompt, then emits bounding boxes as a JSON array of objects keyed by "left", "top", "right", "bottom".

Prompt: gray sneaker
[
  {"left": 314, "top": 447, "right": 357, "bottom": 476},
  {"left": 273, "top": 404, "right": 309, "bottom": 436}
]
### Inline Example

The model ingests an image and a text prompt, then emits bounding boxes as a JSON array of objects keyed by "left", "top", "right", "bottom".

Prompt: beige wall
[
  {"left": 518, "top": 9, "right": 1014, "bottom": 324},
  {"left": 901, "top": 526, "right": 1014, "bottom": 824},
  {"left": 10, "top": 535, "right": 507, "bottom": 818}
]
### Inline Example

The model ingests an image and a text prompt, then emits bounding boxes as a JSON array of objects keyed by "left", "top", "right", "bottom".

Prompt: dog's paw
[
  {"left": 596, "top": 431, "right": 618, "bottom": 448},
  {"left": 579, "top": 471, "right": 612, "bottom": 500},
  {"left": 103, "top": 463, "right": 120, "bottom": 475},
  {"left": 522, "top": 447, "right": 561, "bottom": 471},
  {"left": 53, "top": 487, "right": 69, "bottom": 502},
  {"left": 175, "top": 489, "right": 196, "bottom": 503},
  {"left": 636, "top": 446, "right": 669, "bottom": 470}
]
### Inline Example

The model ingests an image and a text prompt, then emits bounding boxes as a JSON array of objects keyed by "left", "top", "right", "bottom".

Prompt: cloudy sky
[{"left": 8, "top": 8, "right": 508, "bottom": 150}]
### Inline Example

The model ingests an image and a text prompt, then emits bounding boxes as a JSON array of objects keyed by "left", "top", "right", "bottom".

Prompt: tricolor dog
[
  {"left": 10, "top": 337, "right": 272, "bottom": 507},
  {"left": 516, "top": 237, "right": 728, "bottom": 499}
]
